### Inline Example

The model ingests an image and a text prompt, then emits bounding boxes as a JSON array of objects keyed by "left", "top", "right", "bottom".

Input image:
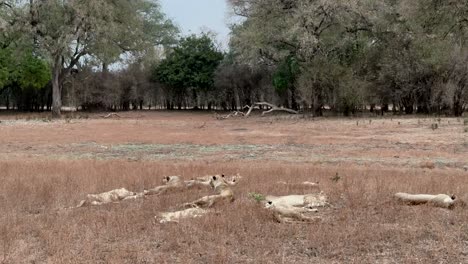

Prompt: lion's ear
[{"left": 213, "top": 176, "right": 217, "bottom": 180}]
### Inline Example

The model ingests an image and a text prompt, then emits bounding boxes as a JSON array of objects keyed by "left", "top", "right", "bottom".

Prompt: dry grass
[{"left": 0, "top": 112, "right": 467, "bottom": 263}]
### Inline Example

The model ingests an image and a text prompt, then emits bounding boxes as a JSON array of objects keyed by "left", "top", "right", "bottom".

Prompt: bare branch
[
  {"left": 0, "top": 1, "right": 12, "bottom": 8},
  {"left": 242, "top": 102, "right": 298, "bottom": 118}
]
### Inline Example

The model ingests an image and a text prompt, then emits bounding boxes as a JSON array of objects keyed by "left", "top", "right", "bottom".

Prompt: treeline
[
  {"left": 226, "top": 0, "right": 468, "bottom": 116},
  {"left": 1, "top": 0, "right": 467, "bottom": 116}
]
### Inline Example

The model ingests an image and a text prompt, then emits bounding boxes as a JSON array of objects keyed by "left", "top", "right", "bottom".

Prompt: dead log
[
  {"left": 101, "top": 113, "right": 121, "bottom": 119},
  {"left": 216, "top": 101, "right": 298, "bottom": 119},
  {"left": 245, "top": 102, "right": 298, "bottom": 117},
  {"left": 215, "top": 111, "right": 246, "bottom": 120}
]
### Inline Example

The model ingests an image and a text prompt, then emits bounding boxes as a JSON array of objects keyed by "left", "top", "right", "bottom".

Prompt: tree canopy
[
  {"left": 227, "top": 0, "right": 468, "bottom": 116},
  {"left": 152, "top": 34, "right": 224, "bottom": 109},
  {"left": 23, "top": 0, "right": 177, "bottom": 116}
]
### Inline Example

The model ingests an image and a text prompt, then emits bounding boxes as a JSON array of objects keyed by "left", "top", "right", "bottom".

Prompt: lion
[
  {"left": 77, "top": 188, "right": 140, "bottom": 207},
  {"left": 264, "top": 200, "right": 319, "bottom": 223},
  {"left": 185, "top": 177, "right": 211, "bottom": 188},
  {"left": 186, "top": 173, "right": 240, "bottom": 188},
  {"left": 223, "top": 173, "right": 242, "bottom": 186},
  {"left": 183, "top": 175, "right": 234, "bottom": 208},
  {"left": 262, "top": 192, "right": 327, "bottom": 223},
  {"left": 394, "top": 193, "right": 457, "bottom": 208},
  {"left": 276, "top": 181, "right": 319, "bottom": 187},
  {"left": 144, "top": 175, "right": 185, "bottom": 196},
  {"left": 157, "top": 207, "right": 209, "bottom": 224},
  {"left": 264, "top": 192, "right": 328, "bottom": 210}
]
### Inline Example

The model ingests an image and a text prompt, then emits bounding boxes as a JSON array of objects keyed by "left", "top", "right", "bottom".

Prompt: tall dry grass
[{"left": 1, "top": 159, "right": 467, "bottom": 263}]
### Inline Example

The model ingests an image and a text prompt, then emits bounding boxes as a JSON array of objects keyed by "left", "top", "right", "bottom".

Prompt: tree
[
  {"left": 214, "top": 57, "right": 272, "bottom": 110},
  {"left": 229, "top": 0, "right": 372, "bottom": 115},
  {"left": 272, "top": 55, "right": 300, "bottom": 109},
  {"left": 152, "top": 34, "right": 224, "bottom": 110},
  {"left": 227, "top": 0, "right": 468, "bottom": 116},
  {"left": 23, "top": 0, "right": 177, "bottom": 117},
  {"left": 0, "top": 45, "right": 51, "bottom": 110}
]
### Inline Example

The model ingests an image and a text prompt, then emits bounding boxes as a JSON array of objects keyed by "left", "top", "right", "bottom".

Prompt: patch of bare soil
[{"left": 0, "top": 112, "right": 466, "bottom": 170}]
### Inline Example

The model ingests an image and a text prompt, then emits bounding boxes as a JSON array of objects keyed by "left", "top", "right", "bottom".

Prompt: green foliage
[
  {"left": 15, "top": 53, "right": 51, "bottom": 90},
  {"left": 87, "top": 0, "right": 179, "bottom": 63},
  {"left": 0, "top": 49, "right": 12, "bottom": 88},
  {"left": 272, "top": 55, "right": 299, "bottom": 92},
  {"left": 153, "top": 34, "right": 224, "bottom": 93},
  {"left": 248, "top": 192, "right": 266, "bottom": 202},
  {"left": 0, "top": 47, "right": 50, "bottom": 90}
]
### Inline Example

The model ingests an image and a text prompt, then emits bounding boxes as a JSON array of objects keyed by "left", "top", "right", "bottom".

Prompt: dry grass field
[{"left": 0, "top": 111, "right": 467, "bottom": 263}]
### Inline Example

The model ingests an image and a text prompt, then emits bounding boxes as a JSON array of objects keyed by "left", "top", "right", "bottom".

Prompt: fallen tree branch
[
  {"left": 101, "top": 113, "right": 121, "bottom": 119},
  {"left": 244, "top": 105, "right": 255, "bottom": 117},
  {"left": 196, "top": 122, "right": 206, "bottom": 129},
  {"left": 215, "top": 111, "right": 246, "bottom": 120},
  {"left": 245, "top": 102, "right": 298, "bottom": 117},
  {"left": 215, "top": 102, "right": 298, "bottom": 119}
]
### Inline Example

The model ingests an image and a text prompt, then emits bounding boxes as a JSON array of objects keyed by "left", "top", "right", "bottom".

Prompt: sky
[{"left": 159, "top": 0, "right": 232, "bottom": 49}]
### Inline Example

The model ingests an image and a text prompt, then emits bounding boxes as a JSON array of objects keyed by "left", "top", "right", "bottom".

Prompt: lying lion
[
  {"left": 394, "top": 193, "right": 457, "bottom": 208},
  {"left": 276, "top": 181, "right": 320, "bottom": 187},
  {"left": 157, "top": 207, "right": 209, "bottom": 224},
  {"left": 262, "top": 192, "right": 328, "bottom": 223},
  {"left": 77, "top": 188, "right": 143, "bottom": 207},
  {"left": 144, "top": 176, "right": 185, "bottom": 196},
  {"left": 186, "top": 173, "right": 240, "bottom": 188},
  {"left": 265, "top": 200, "right": 319, "bottom": 223},
  {"left": 183, "top": 175, "right": 234, "bottom": 208},
  {"left": 265, "top": 201, "right": 318, "bottom": 223},
  {"left": 265, "top": 192, "right": 328, "bottom": 209}
]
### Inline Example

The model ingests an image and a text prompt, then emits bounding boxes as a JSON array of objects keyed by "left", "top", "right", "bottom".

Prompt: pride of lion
[{"left": 74, "top": 172, "right": 463, "bottom": 224}]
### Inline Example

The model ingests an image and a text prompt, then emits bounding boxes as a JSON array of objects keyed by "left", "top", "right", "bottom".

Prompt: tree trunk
[
  {"left": 405, "top": 105, "right": 414, "bottom": 115},
  {"left": 6, "top": 93, "right": 9, "bottom": 110},
  {"left": 166, "top": 99, "right": 170, "bottom": 110},
  {"left": 51, "top": 60, "right": 62, "bottom": 118},
  {"left": 291, "top": 87, "right": 298, "bottom": 110},
  {"left": 231, "top": 98, "right": 236, "bottom": 111},
  {"left": 453, "top": 88, "right": 463, "bottom": 117},
  {"left": 313, "top": 105, "right": 322, "bottom": 116},
  {"left": 381, "top": 104, "right": 388, "bottom": 116},
  {"left": 453, "top": 101, "right": 463, "bottom": 117}
]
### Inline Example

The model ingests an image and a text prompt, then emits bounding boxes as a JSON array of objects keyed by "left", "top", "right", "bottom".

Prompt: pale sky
[{"left": 159, "top": 0, "right": 232, "bottom": 49}]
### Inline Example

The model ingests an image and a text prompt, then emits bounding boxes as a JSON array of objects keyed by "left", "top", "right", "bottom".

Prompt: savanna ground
[{"left": 0, "top": 111, "right": 467, "bottom": 264}]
